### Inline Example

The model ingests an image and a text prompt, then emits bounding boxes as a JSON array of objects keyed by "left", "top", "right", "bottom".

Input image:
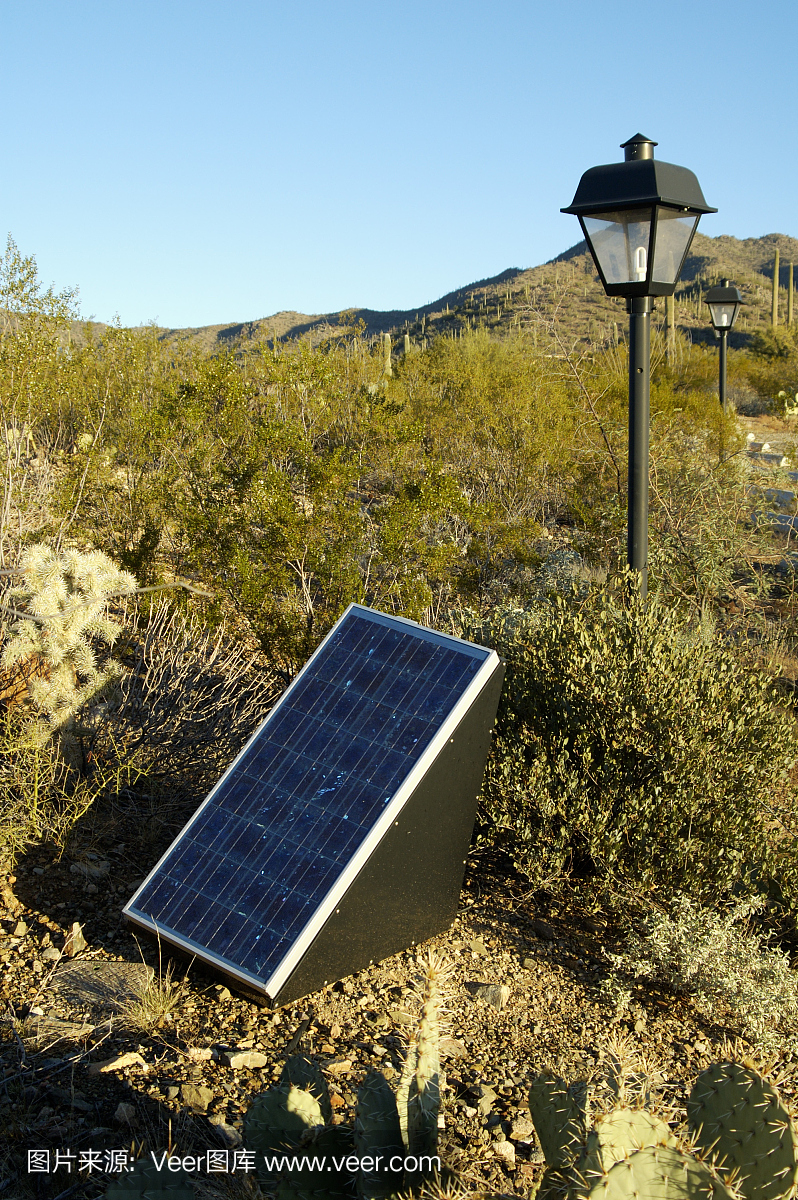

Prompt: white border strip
[{"left": 123, "top": 604, "right": 498, "bottom": 998}]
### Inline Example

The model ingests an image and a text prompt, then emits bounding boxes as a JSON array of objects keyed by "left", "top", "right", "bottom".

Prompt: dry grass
[{"left": 119, "top": 951, "right": 191, "bottom": 1034}]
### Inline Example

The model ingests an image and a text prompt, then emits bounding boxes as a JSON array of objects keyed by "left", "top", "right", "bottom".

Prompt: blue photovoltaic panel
[{"left": 126, "top": 606, "right": 490, "bottom": 990}]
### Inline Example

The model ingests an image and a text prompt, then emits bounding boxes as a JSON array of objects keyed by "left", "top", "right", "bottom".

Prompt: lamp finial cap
[{"left": 621, "top": 133, "right": 657, "bottom": 161}]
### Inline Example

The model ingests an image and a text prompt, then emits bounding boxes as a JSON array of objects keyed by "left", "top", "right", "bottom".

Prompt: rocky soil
[{"left": 4, "top": 839, "right": 792, "bottom": 1200}]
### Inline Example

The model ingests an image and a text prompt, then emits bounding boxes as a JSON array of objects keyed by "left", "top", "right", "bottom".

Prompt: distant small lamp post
[
  {"left": 704, "top": 280, "right": 743, "bottom": 414},
  {"left": 562, "top": 134, "right": 716, "bottom": 597}
]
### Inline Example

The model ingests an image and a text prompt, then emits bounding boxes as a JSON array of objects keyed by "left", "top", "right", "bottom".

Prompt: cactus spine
[
  {"left": 772, "top": 249, "right": 780, "bottom": 327},
  {"left": 243, "top": 956, "right": 445, "bottom": 1199},
  {"left": 406, "top": 952, "right": 444, "bottom": 1164},
  {"left": 687, "top": 1062, "right": 798, "bottom": 1200}
]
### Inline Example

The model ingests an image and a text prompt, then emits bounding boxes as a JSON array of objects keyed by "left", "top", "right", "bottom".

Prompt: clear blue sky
[{"left": 2, "top": 1, "right": 794, "bottom": 328}]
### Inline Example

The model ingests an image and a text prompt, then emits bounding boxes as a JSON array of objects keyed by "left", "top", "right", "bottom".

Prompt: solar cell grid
[{"left": 127, "top": 607, "right": 491, "bottom": 991}]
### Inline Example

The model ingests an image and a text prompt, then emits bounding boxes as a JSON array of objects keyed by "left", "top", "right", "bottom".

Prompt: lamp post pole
[
  {"left": 628, "top": 296, "right": 651, "bottom": 596},
  {"left": 718, "top": 325, "right": 728, "bottom": 414},
  {"left": 704, "top": 282, "right": 743, "bottom": 417},
  {"left": 562, "top": 135, "right": 715, "bottom": 600}
]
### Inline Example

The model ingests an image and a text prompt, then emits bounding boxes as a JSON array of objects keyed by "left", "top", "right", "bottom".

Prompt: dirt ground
[{"left": 4, "top": 839, "right": 790, "bottom": 1200}]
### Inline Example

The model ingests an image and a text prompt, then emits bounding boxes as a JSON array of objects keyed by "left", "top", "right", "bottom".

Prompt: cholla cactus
[
  {"left": 244, "top": 954, "right": 449, "bottom": 1199},
  {"left": 1, "top": 543, "right": 137, "bottom": 756}
]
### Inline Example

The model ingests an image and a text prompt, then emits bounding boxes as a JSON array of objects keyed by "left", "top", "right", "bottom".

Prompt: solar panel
[{"left": 124, "top": 604, "right": 503, "bottom": 1004}]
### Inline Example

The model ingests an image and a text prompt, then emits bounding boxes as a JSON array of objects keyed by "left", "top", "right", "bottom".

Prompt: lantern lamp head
[
  {"left": 562, "top": 135, "right": 716, "bottom": 299},
  {"left": 704, "top": 280, "right": 744, "bottom": 331}
]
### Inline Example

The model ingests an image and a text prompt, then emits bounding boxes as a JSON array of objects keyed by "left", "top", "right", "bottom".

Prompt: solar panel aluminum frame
[{"left": 123, "top": 604, "right": 501, "bottom": 1005}]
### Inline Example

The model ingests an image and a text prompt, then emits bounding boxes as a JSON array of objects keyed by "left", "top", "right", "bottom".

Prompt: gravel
[{"left": 2, "top": 847, "right": 792, "bottom": 1199}]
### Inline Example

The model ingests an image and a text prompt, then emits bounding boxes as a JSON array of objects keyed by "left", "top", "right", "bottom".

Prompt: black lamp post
[
  {"left": 562, "top": 134, "right": 716, "bottom": 598},
  {"left": 704, "top": 280, "right": 743, "bottom": 414}
]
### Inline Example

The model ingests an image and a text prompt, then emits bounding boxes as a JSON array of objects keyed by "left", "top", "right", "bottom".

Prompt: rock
[
  {"left": 213, "top": 985, "right": 232, "bottom": 1001},
  {"left": 531, "top": 919, "right": 555, "bottom": 941},
  {"left": 29, "top": 1006, "right": 45, "bottom": 1017},
  {"left": 165, "top": 1086, "right": 180, "bottom": 1100},
  {"left": 522, "top": 956, "right": 537, "bottom": 969},
  {"left": 188, "top": 1046, "right": 214, "bottom": 1061},
  {"left": 329, "top": 1093, "right": 346, "bottom": 1108},
  {"left": 41, "top": 947, "right": 60, "bottom": 963},
  {"left": 330, "top": 1023, "right": 341, "bottom": 1038},
  {"left": 472, "top": 984, "right": 511, "bottom": 1010},
  {"left": 493, "top": 1140, "right": 516, "bottom": 1167},
  {"left": 63, "top": 922, "right": 87, "bottom": 957},
  {"left": 70, "top": 860, "right": 110, "bottom": 879},
  {"left": 32, "top": 867, "right": 45, "bottom": 876},
  {"left": 439, "top": 1036, "right": 468, "bottom": 1059},
  {"left": 209, "top": 1118, "right": 242, "bottom": 1147},
  {"left": 469, "top": 938, "right": 489, "bottom": 955},
  {"left": 180, "top": 1083, "right": 215, "bottom": 1111},
  {"left": 32, "top": 961, "right": 43, "bottom": 976},
  {"left": 13, "top": 920, "right": 27, "bottom": 937},
  {"left": 50, "top": 960, "right": 152, "bottom": 1010},
  {"left": 220, "top": 1049, "right": 269, "bottom": 1069},
  {"left": 88, "top": 1051, "right": 149, "bottom": 1075},
  {"left": 388, "top": 1008, "right": 414, "bottom": 1025},
  {"left": 509, "top": 1116, "right": 536, "bottom": 1142},
  {"left": 476, "top": 1084, "right": 498, "bottom": 1117},
  {"left": 114, "top": 1102, "right": 138, "bottom": 1125},
  {"left": 325, "top": 1059, "right": 352, "bottom": 1076}
]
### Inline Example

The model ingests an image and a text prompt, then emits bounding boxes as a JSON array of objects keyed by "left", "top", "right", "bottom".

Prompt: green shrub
[
  {"left": 606, "top": 895, "right": 798, "bottom": 1050},
  {"left": 463, "top": 589, "right": 798, "bottom": 905}
]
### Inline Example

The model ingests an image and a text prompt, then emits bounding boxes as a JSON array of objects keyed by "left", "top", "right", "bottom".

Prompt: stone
[
  {"left": 114, "top": 1102, "right": 138, "bottom": 1125},
  {"left": 70, "top": 860, "right": 110, "bottom": 879},
  {"left": 329, "top": 1093, "right": 346, "bottom": 1108},
  {"left": 476, "top": 1084, "right": 498, "bottom": 1117},
  {"left": 41, "top": 947, "right": 61, "bottom": 963},
  {"left": 325, "top": 1059, "right": 352, "bottom": 1075},
  {"left": 439, "top": 1036, "right": 468, "bottom": 1059},
  {"left": 166, "top": 1086, "right": 180, "bottom": 1101},
  {"left": 13, "top": 920, "right": 27, "bottom": 937},
  {"left": 209, "top": 1117, "right": 242, "bottom": 1147},
  {"left": 493, "top": 1139, "right": 516, "bottom": 1167},
  {"left": 88, "top": 1051, "right": 148, "bottom": 1075},
  {"left": 509, "top": 1115, "right": 536, "bottom": 1142},
  {"left": 50, "top": 960, "right": 152, "bottom": 1011},
  {"left": 188, "top": 1046, "right": 214, "bottom": 1061},
  {"left": 214, "top": 985, "right": 232, "bottom": 1001},
  {"left": 180, "top": 1083, "right": 215, "bottom": 1111},
  {"left": 388, "top": 1008, "right": 413, "bottom": 1025},
  {"left": 531, "top": 919, "right": 555, "bottom": 941},
  {"left": 63, "top": 922, "right": 87, "bottom": 957},
  {"left": 472, "top": 984, "right": 511, "bottom": 1010},
  {"left": 220, "top": 1049, "right": 269, "bottom": 1069},
  {"left": 469, "top": 938, "right": 488, "bottom": 955}
]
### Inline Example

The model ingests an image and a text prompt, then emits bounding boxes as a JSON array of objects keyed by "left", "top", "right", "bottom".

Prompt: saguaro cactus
[
  {"left": 382, "top": 332, "right": 392, "bottom": 378},
  {"left": 789, "top": 262, "right": 794, "bottom": 326},
  {"left": 772, "top": 249, "right": 780, "bottom": 327}
]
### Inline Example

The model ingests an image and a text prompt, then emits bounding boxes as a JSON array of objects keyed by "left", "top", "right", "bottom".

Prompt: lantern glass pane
[
  {"left": 652, "top": 209, "right": 699, "bottom": 285},
  {"left": 583, "top": 208, "right": 653, "bottom": 285},
  {"left": 708, "top": 302, "right": 737, "bottom": 329}
]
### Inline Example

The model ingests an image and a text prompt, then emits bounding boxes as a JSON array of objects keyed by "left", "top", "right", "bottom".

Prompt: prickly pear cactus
[
  {"left": 528, "top": 1071, "right": 588, "bottom": 1170},
  {"left": 592, "top": 1107, "right": 675, "bottom": 1168},
  {"left": 244, "top": 1081, "right": 324, "bottom": 1183},
  {"left": 105, "top": 1156, "right": 194, "bottom": 1199},
  {"left": 281, "top": 1054, "right": 334, "bottom": 1125},
  {"left": 687, "top": 1063, "right": 798, "bottom": 1200},
  {"left": 587, "top": 1144, "right": 736, "bottom": 1199},
  {"left": 356, "top": 1071, "right": 405, "bottom": 1200},
  {"left": 274, "top": 1124, "right": 356, "bottom": 1200}
]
